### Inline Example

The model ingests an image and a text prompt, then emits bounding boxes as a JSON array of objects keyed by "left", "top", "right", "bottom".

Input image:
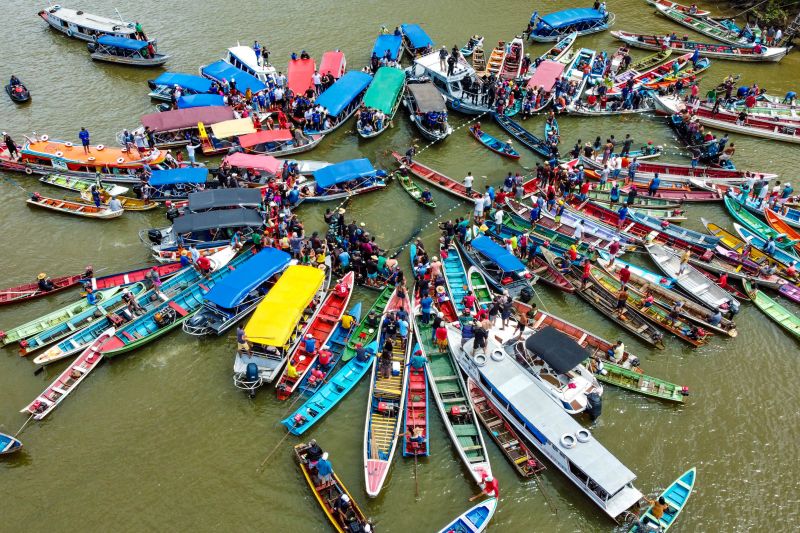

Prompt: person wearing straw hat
[{"left": 37, "top": 273, "right": 55, "bottom": 292}]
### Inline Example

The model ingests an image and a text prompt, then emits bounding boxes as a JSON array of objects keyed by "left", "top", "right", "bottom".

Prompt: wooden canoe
[
  {"left": 396, "top": 171, "right": 436, "bottom": 208},
  {"left": 39, "top": 174, "right": 129, "bottom": 196},
  {"left": 90, "top": 263, "right": 183, "bottom": 291},
  {"left": 648, "top": 0, "right": 710, "bottom": 16},
  {"left": 436, "top": 498, "right": 497, "bottom": 533},
  {"left": 0, "top": 271, "right": 89, "bottom": 306},
  {"left": 89, "top": 190, "right": 159, "bottom": 211},
  {"left": 27, "top": 195, "right": 123, "bottom": 219},
  {"left": 493, "top": 112, "right": 550, "bottom": 158},
  {"left": 765, "top": 208, "right": 800, "bottom": 255},
  {"left": 629, "top": 467, "right": 696, "bottom": 532},
  {"left": 467, "top": 266, "right": 494, "bottom": 307},
  {"left": 468, "top": 125, "right": 520, "bottom": 159},
  {"left": 724, "top": 195, "right": 799, "bottom": 249},
  {"left": 341, "top": 286, "right": 393, "bottom": 362},
  {"left": 743, "top": 280, "right": 800, "bottom": 339},
  {"left": 402, "top": 354, "right": 430, "bottom": 457},
  {"left": 391, "top": 151, "right": 481, "bottom": 200},
  {"left": 0, "top": 433, "right": 22, "bottom": 455},
  {"left": 613, "top": 30, "right": 788, "bottom": 62},
  {"left": 654, "top": 3, "right": 752, "bottom": 46},
  {"left": 528, "top": 254, "right": 574, "bottom": 293}
]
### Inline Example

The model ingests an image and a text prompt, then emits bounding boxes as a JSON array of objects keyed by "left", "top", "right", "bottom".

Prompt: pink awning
[
  {"left": 319, "top": 51, "right": 346, "bottom": 79},
  {"left": 222, "top": 152, "right": 281, "bottom": 174},
  {"left": 140, "top": 106, "right": 235, "bottom": 132},
  {"left": 527, "top": 61, "right": 565, "bottom": 92},
  {"left": 237, "top": 129, "right": 293, "bottom": 148}
]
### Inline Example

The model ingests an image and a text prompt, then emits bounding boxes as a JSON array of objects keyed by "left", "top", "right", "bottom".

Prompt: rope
[
  {"left": 407, "top": 110, "right": 490, "bottom": 161},
  {"left": 15, "top": 414, "right": 34, "bottom": 437},
  {"left": 257, "top": 420, "right": 299, "bottom": 473},
  {"left": 0, "top": 173, "right": 31, "bottom": 194}
]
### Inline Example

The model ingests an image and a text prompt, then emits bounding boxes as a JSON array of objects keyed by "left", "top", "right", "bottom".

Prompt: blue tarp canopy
[
  {"left": 315, "top": 71, "right": 373, "bottom": 116},
  {"left": 313, "top": 158, "right": 376, "bottom": 189},
  {"left": 97, "top": 35, "right": 148, "bottom": 51},
  {"left": 201, "top": 60, "right": 267, "bottom": 94},
  {"left": 204, "top": 248, "right": 291, "bottom": 308},
  {"left": 177, "top": 94, "right": 225, "bottom": 109},
  {"left": 149, "top": 167, "right": 209, "bottom": 186},
  {"left": 471, "top": 236, "right": 526, "bottom": 273},
  {"left": 372, "top": 35, "right": 403, "bottom": 60},
  {"left": 151, "top": 73, "right": 213, "bottom": 93},
  {"left": 401, "top": 24, "right": 434, "bottom": 49},
  {"left": 538, "top": 8, "right": 605, "bottom": 29}
]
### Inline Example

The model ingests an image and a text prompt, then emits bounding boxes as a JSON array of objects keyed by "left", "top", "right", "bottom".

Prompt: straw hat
[
  {"left": 37, "top": 273, "right": 46, "bottom": 280},
  {"left": 436, "top": 286, "right": 445, "bottom": 294}
]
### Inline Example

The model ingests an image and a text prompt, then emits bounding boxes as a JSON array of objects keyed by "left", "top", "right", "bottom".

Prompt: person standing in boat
[
  {"left": 3, "top": 132, "right": 19, "bottom": 160},
  {"left": 79, "top": 127, "right": 91, "bottom": 155}
]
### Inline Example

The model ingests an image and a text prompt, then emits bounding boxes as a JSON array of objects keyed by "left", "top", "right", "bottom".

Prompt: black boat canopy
[
  {"left": 172, "top": 208, "right": 264, "bottom": 234},
  {"left": 188, "top": 188, "right": 263, "bottom": 212},
  {"left": 523, "top": 326, "right": 590, "bottom": 374}
]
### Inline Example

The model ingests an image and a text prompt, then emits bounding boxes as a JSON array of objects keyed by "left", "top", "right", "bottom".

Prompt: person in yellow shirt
[
  {"left": 646, "top": 496, "right": 669, "bottom": 520},
  {"left": 341, "top": 313, "right": 354, "bottom": 330},
  {"left": 287, "top": 360, "right": 299, "bottom": 379}
]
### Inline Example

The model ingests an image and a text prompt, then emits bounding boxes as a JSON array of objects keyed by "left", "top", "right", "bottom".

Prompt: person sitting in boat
[
  {"left": 9, "top": 75, "right": 20, "bottom": 87},
  {"left": 37, "top": 273, "right": 55, "bottom": 292}
]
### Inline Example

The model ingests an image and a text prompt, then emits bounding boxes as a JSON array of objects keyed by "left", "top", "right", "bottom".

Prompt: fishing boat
[
  {"left": 22, "top": 328, "right": 115, "bottom": 421},
  {"left": 39, "top": 174, "right": 129, "bottom": 196},
  {"left": 563, "top": 48, "right": 596, "bottom": 106},
  {"left": 499, "top": 36, "right": 525, "bottom": 80},
  {"left": 744, "top": 280, "right": 800, "bottom": 338},
  {"left": 233, "top": 264, "right": 328, "bottom": 396},
  {"left": 413, "top": 308, "right": 492, "bottom": 485},
  {"left": 301, "top": 158, "right": 387, "bottom": 202},
  {"left": 612, "top": 31, "right": 789, "bottom": 62},
  {"left": 287, "top": 56, "right": 316, "bottom": 95},
  {"left": 485, "top": 41, "right": 506, "bottom": 76},
  {"left": 691, "top": 245, "right": 786, "bottom": 290},
  {"left": 528, "top": 8, "right": 615, "bottom": 42},
  {"left": 182, "top": 249, "right": 292, "bottom": 336},
  {"left": 75, "top": 190, "right": 157, "bottom": 211},
  {"left": 147, "top": 72, "right": 213, "bottom": 101},
  {"left": 525, "top": 60, "right": 566, "bottom": 112},
  {"left": 0, "top": 269, "right": 91, "bottom": 306},
  {"left": 461, "top": 35, "right": 484, "bottom": 57},
  {"left": 293, "top": 442, "right": 372, "bottom": 533},
  {"left": 765, "top": 208, "right": 800, "bottom": 253},
  {"left": 456, "top": 236, "right": 535, "bottom": 301},
  {"left": 400, "top": 23, "right": 434, "bottom": 57},
  {"left": 654, "top": 3, "right": 754, "bottom": 46},
  {"left": 38, "top": 5, "right": 145, "bottom": 42},
  {"left": 437, "top": 498, "right": 497, "bottom": 533},
  {"left": 275, "top": 273, "right": 354, "bottom": 400},
  {"left": 404, "top": 80, "right": 452, "bottom": 141},
  {"left": 371, "top": 33, "right": 404, "bottom": 63},
  {"left": 629, "top": 468, "right": 697, "bottom": 532},
  {"left": 357, "top": 67, "right": 406, "bottom": 138},
  {"left": 341, "top": 287, "right": 393, "bottom": 362},
  {"left": 0, "top": 433, "right": 22, "bottom": 455},
  {"left": 407, "top": 50, "right": 493, "bottom": 114},
  {"left": 535, "top": 32, "right": 578, "bottom": 66},
  {"left": 390, "top": 152, "right": 481, "bottom": 200},
  {"left": 363, "top": 286, "right": 413, "bottom": 497},
  {"left": 304, "top": 71, "right": 372, "bottom": 135},
  {"left": 401, "top": 348, "right": 429, "bottom": 457},
  {"left": 735, "top": 223, "right": 800, "bottom": 267},
  {"left": 702, "top": 219, "right": 799, "bottom": 278},
  {"left": 6, "top": 81, "right": 30, "bottom": 103},
  {"left": 646, "top": 243, "right": 741, "bottom": 315},
  {"left": 606, "top": 53, "right": 692, "bottom": 95},
  {"left": 396, "top": 170, "right": 436, "bottom": 208},
  {"left": 629, "top": 212, "right": 720, "bottom": 249},
  {"left": 237, "top": 128, "right": 324, "bottom": 157},
  {"left": 586, "top": 186, "right": 683, "bottom": 210},
  {"left": 88, "top": 36, "right": 168, "bottom": 66},
  {"left": 724, "top": 195, "right": 799, "bottom": 250},
  {"left": 441, "top": 244, "right": 476, "bottom": 315},
  {"left": 467, "top": 266, "right": 494, "bottom": 307},
  {"left": 468, "top": 125, "right": 520, "bottom": 159},
  {"left": 492, "top": 113, "right": 550, "bottom": 158}
]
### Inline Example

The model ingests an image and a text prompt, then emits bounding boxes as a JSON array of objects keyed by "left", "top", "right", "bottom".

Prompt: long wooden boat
[
  {"left": 402, "top": 350, "right": 430, "bottom": 457},
  {"left": 275, "top": 272, "right": 355, "bottom": 400},
  {"left": 468, "top": 125, "right": 520, "bottom": 159},
  {"left": 627, "top": 185, "right": 723, "bottom": 203},
  {"left": 579, "top": 153, "right": 767, "bottom": 183},
  {"left": 153, "top": 244, "right": 229, "bottom": 264},
  {"left": 535, "top": 31, "right": 578, "bottom": 65},
  {"left": 703, "top": 219, "right": 799, "bottom": 279},
  {"left": 467, "top": 266, "right": 494, "bottom": 307},
  {"left": 607, "top": 52, "right": 692, "bottom": 95},
  {"left": 492, "top": 112, "right": 550, "bottom": 158},
  {"left": 654, "top": 3, "right": 752, "bottom": 46},
  {"left": 22, "top": 328, "right": 114, "bottom": 420},
  {"left": 647, "top": 0, "right": 710, "bottom": 16},
  {"left": 341, "top": 286, "right": 393, "bottom": 362},
  {"left": 391, "top": 152, "right": 482, "bottom": 200},
  {"left": 529, "top": 254, "right": 575, "bottom": 293},
  {"left": 646, "top": 243, "right": 741, "bottom": 315},
  {"left": 27, "top": 195, "right": 123, "bottom": 220},
  {"left": 79, "top": 190, "right": 159, "bottom": 211},
  {"left": 644, "top": 57, "right": 710, "bottom": 90},
  {"left": 609, "top": 49, "right": 673, "bottom": 86},
  {"left": 612, "top": 30, "right": 789, "bottom": 62},
  {"left": 39, "top": 174, "right": 128, "bottom": 196},
  {"left": 563, "top": 48, "right": 596, "bottom": 106},
  {"left": 396, "top": 171, "right": 436, "bottom": 208},
  {"left": 735, "top": 223, "right": 800, "bottom": 267},
  {"left": 293, "top": 442, "right": 372, "bottom": 533},
  {"left": 744, "top": 280, "right": 800, "bottom": 338},
  {"left": 585, "top": 186, "right": 683, "bottom": 210},
  {"left": 725, "top": 195, "right": 799, "bottom": 250},
  {"left": 436, "top": 498, "right": 497, "bottom": 533},
  {"left": 0, "top": 270, "right": 91, "bottom": 306},
  {"left": 629, "top": 211, "right": 720, "bottom": 249},
  {"left": 690, "top": 245, "right": 786, "bottom": 290},
  {"left": 357, "top": 67, "right": 406, "bottom": 139},
  {"left": 485, "top": 41, "right": 506, "bottom": 76},
  {"left": 413, "top": 307, "right": 492, "bottom": 485},
  {"left": 468, "top": 378, "right": 545, "bottom": 477},
  {"left": 90, "top": 263, "right": 183, "bottom": 291},
  {"left": 363, "top": 286, "right": 413, "bottom": 497},
  {"left": 779, "top": 282, "right": 800, "bottom": 304},
  {"left": 765, "top": 208, "right": 800, "bottom": 254},
  {"left": 499, "top": 36, "right": 525, "bottom": 80},
  {"left": 598, "top": 251, "right": 677, "bottom": 288},
  {"left": 0, "top": 433, "right": 23, "bottom": 455},
  {"left": 441, "top": 245, "right": 476, "bottom": 316},
  {"left": 629, "top": 467, "right": 696, "bottom": 532},
  {"left": 490, "top": 213, "right": 602, "bottom": 261}
]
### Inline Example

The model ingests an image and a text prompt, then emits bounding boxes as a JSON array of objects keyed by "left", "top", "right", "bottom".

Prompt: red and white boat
[
  {"left": 21, "top": 328, "right": 114, "bottom": 420},
  {"left": 391, "top": 152, "right": 481, "bottom": 200},
  {"left": 274, "top": 272, "right": 354, "bottom": 400},
  {"left": 579, "top": 155, "right": 776, "bottom": 183},
  {"left": 90, "top": 263, "right": 183, "bottom": 291},
  {"left": 606, "top": 53, "right": 691, "bottom": 95}
]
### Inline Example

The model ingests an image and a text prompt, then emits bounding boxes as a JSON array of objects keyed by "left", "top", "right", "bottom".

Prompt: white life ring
[
  {"left": 87, "top": 156, "right": 96, "bottom": 162},
  {"left": 40, "top": 134, "right": 49, "bottom": 142},
  {"left": 473, "top": 353, "right": 487, "bottom": 367},
  {"left": 67, "top": 29, "right": 74, "bottom": 38},
  {"left": 64, "top": 141, "right": 73, "bottom": 147},
  {"left": 24, "top": 166, "right": 33, "bottom": 175},
  {"left": 120, "top": 147, "right": 127, "bottom": 153},
  {"left": 490, "top": 349, "right": 504, "bottom": 362},
  {"left": 576, "top": 429, "right": 592, "bottom": 443},
  {"left": 116, "top": 157, "right": 125, "bottom": 164},
  {"left": 96, "top": 144, "right": 104, "bottom": 151},
  {"left": 560, "top": 434, "right": 577, "bottom": 449},
  {"left": 55, "top": 151, "right": 64, "bottom": 157}
]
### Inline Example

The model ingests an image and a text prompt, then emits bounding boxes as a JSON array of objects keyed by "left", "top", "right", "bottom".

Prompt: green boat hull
[
  {"left": 724, "top": 195, "right": 798, "bottom": 250},
  {"left": 103, "top": 312, "right": 198, "bottom": 358},
  {"left": 744, "top": 280, "right": 800, "bottom": 339},
  {"left": 341, "top": 285, "right": 393, "bottom": 361},
  {"left": 468, "top": 268, "right": 493, "bottom": 306},
  {"left": 594, "top": 361, "right": 686, "bottom": 403}
]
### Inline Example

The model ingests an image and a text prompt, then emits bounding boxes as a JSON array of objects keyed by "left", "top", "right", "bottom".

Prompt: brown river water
[{"left": 1, "top": 1, "right": 799, "bottom": 531}]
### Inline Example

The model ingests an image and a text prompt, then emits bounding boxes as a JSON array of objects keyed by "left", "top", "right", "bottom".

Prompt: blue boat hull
[{"left": 630, "top": 468, "right": 696, "bottom": 532}]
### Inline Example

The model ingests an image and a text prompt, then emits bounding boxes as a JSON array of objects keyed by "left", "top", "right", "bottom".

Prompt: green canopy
[{"left": 362, "top": 67, "right": 405, "bottom": 114}]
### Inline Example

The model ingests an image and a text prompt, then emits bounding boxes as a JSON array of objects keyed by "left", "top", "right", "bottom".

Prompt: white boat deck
[{"left": 44, "top": 6, "right": 136, "bottom": 35}]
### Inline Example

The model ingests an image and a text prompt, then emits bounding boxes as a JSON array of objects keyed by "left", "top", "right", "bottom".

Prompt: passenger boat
[
  {"left": 723, "top": 195, "right": 798, "bottom": 249},
  {"left": 0, "top": 433, "right": 22, "bottom": 455},
  {"left": 275, "top": 272, "right": 355, "bottom": 400},
  {"left": 287, "top": 56, "right": 316, "bottom": 95},
  {"left": 400, "top": 23, "right": 434, "bottom": 57},
  {"left": 300, "top": 158, "right": 387, "bottom": 203},
  {"left": 237, "top": 128, "right": 324, "bottom": 157},
  {"left": 413, "top": 307, "right": 492, "bottom": 485},
  {"left": 156, "top": 93, "right": 225, "bottom": 111},
  {"left": 319, "top": 50, "right": 346, "bottom": 79},
  {"left": 437, "top": 498, "right": 497, "bottom": 533},
  {"left": 357, "top": 67, "right": 406, "bottom": 138},
  {"left": 180, "top": 188, "right": 262, "bottom": 213},
  {"left": 744, "top": 280, "right": 800, "bottom": 338},
  {"left": 100, "top": 249, "right": 244, "bottom": 357},
  {"left": 646, "top": 243, "right": 741, "bottom": 315},
  {"left": 629, "top": 212, "right": 720, "bottom": 249},
  {"left": 407, "top": 50, "right": 494, "bottom": 114},
  {"left": 38, "top": 174, "right": 128, "bottom": 197},
  {"left": 563, "top": 48, "right": 596, "bottom": 106},
  {"left": 404, "top": 80, "right": 452, "bottom": 141},
  {"left": 525, "top": 60, "right": 566, "bottom": 112},
  {"left": 22, "top": 328, "right": 115, "bottom": 421},
  {"left": 363, "top": 286, "right": 413, "bottom": 497},
  {"left": 182, "top": 249, "right": 291, "bottom": 336},
  {"left": 654, "top": 3, "right": 754, "bottom": 46},
  {"left": 27, "top": 194, "right": 122, "bottom": 219},
  {"left": 492, "top": 113, "right": 550, "bottom": 158},
  {"left": 200, "top": 58, "right": 269, "bottom": 96},
  {"left": 371, "top": 33, "right": 404, "bottom": 63},
  {"left": 147, "top": 72, "right": 214, "bottom": 101},
  {"left": 198, "top": 118, "right": 257, "bottom": 156},
  {"left": 630, "top": 468, "right": 696, "bottom": 532},
  {"left": 390, "top": 152, "right": 481, "bottom": 200},
  {"left": 222, "top": 153, "right": 329, "bottom": 180},
  {"left": 402, "top": 349, "right": 429, "bottom": 457},
  {"left": 461, "top": 35, "right": 484, "bottom": 57},
  {"left": 6, "top": 81, "right": 30, "bottom": 103},
  {"left": 441, "top": 245, "right": 475, "bottom": 315},
  {"left": 88, "top": 36, "right": 168, "bottom": 66},
  {"left": 457, "top": 236, "right": 535, "bottom": 301},
  {"left": 305, "top": 71, "right": 373, "bottom": 135},
  {"left": 499, "top": 36, "right": 525, "bottom": 80},
  {"left": 293, "top": 442, "right": 372, "bottom": 533},
  {"left": 233, "top": 264, "right": 328, "bottom": 396},
  {"left": 468, "top": 125, "right": 520, "bottom": 159},
  {"left": 485, "top": 41, "right": 506, "bottom": 76},
  {"left": 396, "top": 170, "right": 436, "bottom": 208},
  {"left": 528, "top": 8, "right": 615, "bottom": 42},
  {"left": 141, "top": 167, "right": 210, "bottom": 202},
  {"left": 765, "top": 208, "right": 800, "bottom": 253},
  {"left": 341, "top": 286, "right": 393, "bottom": 362},
  {"left": 612, "top": 31, "right": 789, "bottom": 62},
  {"left": 38, "top": 5, "right": 144, "bottom": 42},
  {"left": 132, "top": 105, "right": 235, "bottom": 149}
]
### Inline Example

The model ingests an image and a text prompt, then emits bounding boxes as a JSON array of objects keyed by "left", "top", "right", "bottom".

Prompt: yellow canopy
[
  {"left": 210, "top": 118, "right": 257, "bottom": 139},
  {"left": 244, "top": 265, "right": 325, "bottom": 347}
]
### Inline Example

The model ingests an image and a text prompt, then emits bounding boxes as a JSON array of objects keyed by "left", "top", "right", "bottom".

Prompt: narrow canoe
[
  {"left": 0, "top": 433, "right": 23, "bottom": 455},
  {"left": 391, "top": 151, "right": 481, "bottom": 200},
  {"left": 442, "top": 244, "right": 475, "bottom": 316},
  {"left": 492, "top": 112, "right": 550, "bottom": 158},
  {"left": 0, "top": 271, "right": 89, "bottom": 306},
  {"left": 629, "top": 468, "right": 697, "bottom": 532},
  {"left": 467, "top": 266, "right": 494, "bottom": 307},
  {"left": 724, "top": 195, "right": 799, "bottom": 250},
  {"left": 654, "top": 4, "right": 752, "bottom": 46},
  {"left": 696, "top": 267, "right": 752, "bottom": 301},
  {"left": 613, "top": 30, "right": 788, "bottom": 62},
  {"left": 436, "top": 498, "right": 497, "bottom": 533},
  {"left": 647, "top": 0, "right": 710, "bottom": 16},
  {"left": 402, "top": 349, "right": 430, "bottom": 457},
  {"left": 734, "top": 223, "right": 800, "bottom": 267},
  {"left": 396, "top": 171, "right": 436, "bottom": 208},
  {"left": 529, "top": 254, "right": 575, "bottom": 293},
  {"left": 779, "top": 283, "right": 800, "bottom": 304},
  {"left": 702, "top": 219, "right": 798, "bottom": 280},
  {"left": 629, "top": 211, "right": 720, "bottom": 249},
  {"left": 468, "top": 125, "right": 521, "bottom": 159},
  {"left": 341, "top": 285, "right": 393, "bottom": 362},
  {"left": 90, "top": 262, "right": 183, "bottom": 291},
  {"left": 27, "top": 195, "right": 123, "bottom": 219},
  {"left": 744, "top": 280, "right": 800, "bottom": 339},
  {"left": 39, "top": 174, "right": 129, "bottom": 196},
  {"left": 597, "top": 251, "right": 677, "bottom": 288},
  {"left": 585, "top": 186, "right": 683, "bottom": 210},
  {"left": 80, "top": 190, "right": 159, "bottom": 211},
  {"left": 765, "top": 208, "right": 800, "bottom": 254}
]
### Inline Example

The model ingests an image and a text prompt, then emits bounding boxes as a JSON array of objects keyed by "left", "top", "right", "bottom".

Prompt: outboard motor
[
  {"left": 147, "top": 229, "right": 163, "bottom": 245},
  {"left": 245, "top": 363, "right": 259, "bottom": 383},
  {"left": 519, "top": 286, "right": 533, "bottom": 303},
  {"left": 586, "top": 392, "right": 602, "bottom": 422}
]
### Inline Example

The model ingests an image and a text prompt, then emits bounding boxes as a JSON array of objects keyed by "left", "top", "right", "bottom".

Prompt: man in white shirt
[
  {"left": 312, "top": 71, "right": 322, "bottom": 94},
  {"left": 463, "top": 172, "right": 474, "bottom": 196},
  {"left": 494, "top": 208, "right": 504, "bottom": 227},
  {"left": 473, "top": 196, "right": 484, "bottom": 222},
  {"left": 108, "top": 196, "right": 123, "bottom": 212},
  {"left": 572, "top": 220, "right": 584, "bottom": 241}
]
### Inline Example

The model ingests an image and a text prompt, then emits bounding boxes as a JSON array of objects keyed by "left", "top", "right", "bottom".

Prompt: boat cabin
[
  {"left": 135, "top": 105, "right": 235, "bottom": 148},
  {"left": 175, "top": 94, "right": 226, "bottom": 109},
  {"left": 148, "top": 72, "right": 215, "bottom": 102},
  {"left": 408, "top": 51, "right": 491, "bottom": 114},
  {"left": 400, "top": 23, "right": 434, "bottom": 56},
  {"left": 200, "top": 60, "right": 268, "bottom": 95},
  {"left": 468, "top": 236, "right": 533, "bottom": 297},
  {"left": 372, "top": 34, "right": 404, "bottom": 63},
  {"left": 39, "top": 5, "right": 141, "bottom": 42},
  {"left": 198, "top": 118, "right": 256, "bottom": 155},
  {"left": 305, "top": 71, "right": 373, "bottom": 135},
  {"left": 302, "top": 158, "right": 386, "bottom": 202},
  {"left": 146, "top": 167, "right": 210, "bottom": 200},
  {"left": 237, "top": 128, "right": 320, "bottom": 157},
  {"left": 319, "top": 50, "right": 347, "bottom": 79},
  {"left": 223, "top": 45, "right": 276, "bottom": 83},
  {"left": 168, "top": 207, "right": 264, "bottom": 250}
]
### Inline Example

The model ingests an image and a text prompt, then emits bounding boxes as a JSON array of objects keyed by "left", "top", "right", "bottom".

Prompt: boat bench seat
[
  {"left": 461, "top": 445, "right": 484, "bottom": 452},
  {"left": 694, "top": 283, "right": 709, "bottom": 293},
  {"left": 122, "top": 331, "right": 141, "bottom": 341},
  {"left": 454, "top": 425, "right": 478, "bottom": 437}
]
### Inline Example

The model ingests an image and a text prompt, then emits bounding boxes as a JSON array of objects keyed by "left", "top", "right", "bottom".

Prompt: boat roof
[
  {"left": 362, "top": 67, "right": 405, "bottom": 113},
  {"left": 539, "top": 8, "right": 605, "bottom": 29},
  {"left": 245, "top": 265, "right": 325, "bottom": 346},
  {"left": 372, "top": 34, "right": 403, "bottom": 60},
  {"left": 315, "top": 71, "right": 373, "bottom": 116},
  {"left": 149, "top": 167, "right": 210, "bottom": 186},
  {"left": 471, "top": 236, "right": 525, "bottom": 272},
  {"left": 407, "top": 83, "right": 446, "bottom": 112},
  {"left": 45, "top": 6, "right": 136, "bottom": 34},
  {"left": 97, "top": 35, "right": 148, "bottom": 50},
  {"left": 140, "top": 106, "right": 234, "bottom": 132},
  {"left": 177, "top": 94, "right": 225, "bottom": 109},
  {"left": 412, "top": 50, "right": 476, "bottom": 79},
  {"left": 401, "top": 23, "right": 434, "bottom": 49},
  {"left": 204, "top": 248, "right": 291, "bottom": 308},
  {"left": 222, "top": 152, "right": 282, "bottom": 173},
  {"left": 226, "top": 46, "right": 275, "bottom": 75},
  {"left": 23, "top": 139, "right": 165, "bottom": 166},
  {"left": 188, "top": 188, "right": 263, "bottom": 211},
  {"left": 287, "top": 58, "right": 316, "bottom": 95},
  {"left": 237, "top": 128, "right": 293, "bottom": 148},
  {"left": 524, "top": 326, "right": 590, "bottom": 374},
  {"left": 527, "top": 60, "right": 565, "bottom": 91},
  {"left": 318, "top": 51, "right": 346, "bottom": 78},
  {"left": 151, "top": 73, "right": 213, "bottom": 93},
  {"left": 172, "top": 208, "right": 264, "bottom": 234},
  {"left": 201, "top": 60, "right": 267, "bottom": 94},
  {"left": 477, "top": 336, "right": 637, "bottom": 495},
  {"left": 210, "top": 118, "right": 256, "bottom": 139},
  {"left": 313, "top": 158, "right": 376, "bottom": 189}
]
